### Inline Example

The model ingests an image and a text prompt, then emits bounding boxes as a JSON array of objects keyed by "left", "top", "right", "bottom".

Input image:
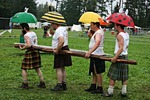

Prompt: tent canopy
[
  {"left": 71, "top": 24, "right": 82, "bottom": 31},
  {"left": 127, "top": 26, "right": 141, "bottom": 29}
]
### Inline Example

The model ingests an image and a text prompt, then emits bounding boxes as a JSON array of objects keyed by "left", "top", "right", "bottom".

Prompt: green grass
[{"left": 0, "top": 29, "right": 150, "bottom": 100}]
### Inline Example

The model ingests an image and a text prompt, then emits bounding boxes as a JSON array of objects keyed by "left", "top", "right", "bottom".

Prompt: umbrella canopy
[
  {"left": 79, "top": 12, "right": 103, "bottom": 24},
  {"left": 106, "top": 13, "right": 135, "bottom": 28},
  {"left": 11, "top": 12, "right": 37, "bottom": 23},
  {"left": 40, "top": 11, "right": 66, "bottom": 25},
  {"left": 98, "top": 18, "right": 110, "bottom": 26}
]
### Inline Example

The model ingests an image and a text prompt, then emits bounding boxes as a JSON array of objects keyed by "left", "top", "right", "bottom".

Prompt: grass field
[{"left": 0, "top": 29, "right": 150, "bottom": 100}]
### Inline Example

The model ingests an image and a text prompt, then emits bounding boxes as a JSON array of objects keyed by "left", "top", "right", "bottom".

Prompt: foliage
[
  {"left": 0, "top": 0, "right": 37, "bottom": 17},
  {"left": 125, "top": 0, "right": 150, "bottom": 27},
  {"left": 59, "top": 0, "right": 108, "bottom": 25},
  {"left": 96, "top": 0, "right": 109, "bottom": 17},
  {"left": 86, "top": 0, "right": 97, "bottom": 12},
  {"left": 0, "top": 0, "right": 150, "bottom": 28},
  {"left": 0, "top": 29, "right": 150, "bottom": 100},
  {"left": 36, "top": 2, "right": 50, "bottom": 21},
  {"left": 59, "top": 0, "right": 81, "bottom": 25}
]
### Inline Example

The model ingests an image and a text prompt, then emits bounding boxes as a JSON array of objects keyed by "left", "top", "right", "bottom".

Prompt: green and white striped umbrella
[{"left": 40, "top": 11, "right": 66, "bottom": 25}]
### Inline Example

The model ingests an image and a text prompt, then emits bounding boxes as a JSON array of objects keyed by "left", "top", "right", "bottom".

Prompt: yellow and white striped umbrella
[{"left": 40, "top": 11, "right": 66, "bottom": 25}]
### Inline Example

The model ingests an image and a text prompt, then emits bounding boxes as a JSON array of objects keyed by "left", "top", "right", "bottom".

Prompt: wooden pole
[{"left": 14, "top": 43, "right": 137, "bottom": 65}]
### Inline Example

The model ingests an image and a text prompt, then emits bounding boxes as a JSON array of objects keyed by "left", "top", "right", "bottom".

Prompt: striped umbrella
[{"left": 40, "top": 11, "right": 66, "bottom": 25}]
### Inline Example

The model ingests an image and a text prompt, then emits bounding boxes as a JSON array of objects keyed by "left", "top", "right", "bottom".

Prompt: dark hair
[
  {"left": 20, "top": 23, "right": 30, "bottom": 30},
  {"left": 91, "top": 22, "right": 100, "bottom": 28},
  {"left": 90, "top": 30, "right": 95, "bottom": 35},
  {"left": 116, "top": 24, "right": 125, "bottom": 30}
]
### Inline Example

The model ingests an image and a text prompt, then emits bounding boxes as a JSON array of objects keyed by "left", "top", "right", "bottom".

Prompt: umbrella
[
  {"left": 79, "top": 12, "right": 102, "bottom": 23},
  {"left": 79, "top": 12, "right": 108, "bottom": 26},
  {"left": 106, "top": 13, "right": 135, "bottom": 28},
  {"left": 98, "top": 18, "right": 110, "bottom": 26},
  {"left": 40, "top": 11, "right": 66, "bottom": 25},
  {"left": 11, "top": 12, "right": 37, "bottom": 23}
]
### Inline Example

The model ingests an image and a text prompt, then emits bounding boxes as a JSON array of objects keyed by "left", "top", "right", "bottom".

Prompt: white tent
[
  {"left": 126, "top": 26, "right": 141, "bottom": 29},
  {"left": 42, "top": 22, "right": 50, "bottom": 26},
  {"left": 28, "top": 22, "right": 42, "bottom": 28},
  {"left": 126, "top": 25, "right": 142, "bottom": 35},
  {"left": 84, "top": 23, "right": 90, "bottom": 28},
  {"left": 71, "top": 24, "right": 82, "bottom": 31}
]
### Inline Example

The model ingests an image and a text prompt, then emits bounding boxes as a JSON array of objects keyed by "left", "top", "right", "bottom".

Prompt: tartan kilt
[
  {"left": 107, "top": 55, "right": 129, "bottom": 81},
  {"left": 21, "top": 50, "right": 41, "bottom": 70},
  {"left": 54, "top": 45, "right": 72, "bottom": 69}
]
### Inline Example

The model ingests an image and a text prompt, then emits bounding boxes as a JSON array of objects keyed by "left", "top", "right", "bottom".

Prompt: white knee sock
[
  {"left": 107, "top": 85, "right": 114, "bottom": 94},
  {"left": 121, "top": 85, "right": 127, "bottom": 94}
]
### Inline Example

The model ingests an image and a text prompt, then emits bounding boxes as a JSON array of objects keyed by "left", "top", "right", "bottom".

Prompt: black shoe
[
  {"left": 20, "top": 83, "right": 29, "bottom": 89},
  {"left": 104, "top": 91, "right": 113, "bottom": 97},
  {"left": 85, "top": 84, "right": 96, "bottom": 92},
  {"left": 62, "top": 82, "right": 67, "bottom": 90},
  {"left": 91, "top": 86, "right": 103, "bottom": 94},
  {"left": 37, "top": 82, "right": 46, "bottom": 88},
  {"left": 120, "top": 92, "right": 127, "bottom": 97},
  {"left": 50, "top": 83, "right": 63, "bottom": 91}
]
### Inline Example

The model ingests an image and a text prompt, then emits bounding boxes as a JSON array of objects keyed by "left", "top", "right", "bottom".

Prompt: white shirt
[
  {"left": 52, "top": 27, "right": 68, "bottom": 48},
  {"left": 89, "top": 29, "right": 104, "bottom": 55},
  {"left": 24, "top": 31, "right": 37, "bottom": 45},
  {"left": 114, "top": 32, "right": 129, "bottom": 55}
]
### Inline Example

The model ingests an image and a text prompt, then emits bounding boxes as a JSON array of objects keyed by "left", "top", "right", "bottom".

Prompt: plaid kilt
[
  {"left": 54, "top": 45, "right": 72, "bottom": 69},
  {"left": 107, "top": 55, "right": 129, "bottom": 81},
  {"left": 21, "top": 50, "right": 41, "bottom": 70}
]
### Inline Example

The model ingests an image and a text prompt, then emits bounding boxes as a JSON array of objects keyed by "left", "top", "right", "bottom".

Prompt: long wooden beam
[{"left": 14, "top": 43, "right": 137, "bottom": 65}]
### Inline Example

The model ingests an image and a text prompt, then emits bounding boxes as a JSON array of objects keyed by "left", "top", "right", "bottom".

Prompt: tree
[
  {"left": 0, "top": 0, "right": 37, "bottom": 18},
  {"left": 86, "top": 0, "right": 97, "bottom": 12},
  {"left": 97, "top": 0, "right": 108, "bottom": 17},
  {"left": 125, "top": 0, "right": 149, "bottom": 27},
  {"left": 114, "top": 2, "right": 120, "bottom": 13},
  {"left": 59, "top": 0, "right": 108, "bottom": 25},
  {"left": 59, "top": 0, "right": 82, "bottom": 25},
  {"left": 36, "top": 2, "right": 50, "bottom": 20},
  {"left": 0, "top": 0, "right": 14, "bottom": 17}
]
